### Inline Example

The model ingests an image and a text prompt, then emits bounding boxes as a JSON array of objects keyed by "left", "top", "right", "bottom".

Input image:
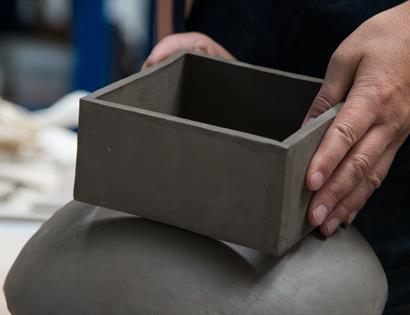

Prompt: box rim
[
  {"left": 81, "top": 51, "right": 338, "bottom": 149},
  {"left": 84, "top": 97, "right": 285, "bottom": 147},
  {"left": 282, "top": 103, "right": 343, "bottom": 147}
]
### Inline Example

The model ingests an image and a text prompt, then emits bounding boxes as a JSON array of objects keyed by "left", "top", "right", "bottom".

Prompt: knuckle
[
  {"left": 318, "top": 151, "right": 338, "bottom": 173},
  {"left": 330, "top": 49, "right": 348, "bottom": 68},
  {"left": 311, "top": 95, "right": 334, "bottom": 116},
  {"left": 193, "top": 40, "right": 208, "bottom": 53},
  {"left": 321, "top": 184, "right": 342, "bottom": 206},
  {"left": 366, "top": 173, "right": 382, "bottom": 190},
  {"left": 349, "top": 153, "right": 373, "bottom": 179},
  {"left": 375, "top": 84, "right": 397, "bottom": 104},
  {"left": 192, "top": 34, "right": 215, "bottom": 54},
  {"left": 335, "top": 204, "right": 351, "bottom": 220},
  {"left": 374, "top": 79, "right": 408, "bottom": 105},
  {"left": 389, "top": 117, "right": 404, "bottom": 134},
  {"left": 334, "top": 122, "right": 358, "bottom": 147},
  {"left": 388, "top": 108, "right": 410, "bottom": 134},
  {"left": 160, "top": 35, "right": 180, "bottom": 50}
]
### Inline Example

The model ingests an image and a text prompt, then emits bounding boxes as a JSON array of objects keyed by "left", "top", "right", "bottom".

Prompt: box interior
[{"left": 97, "top": 54, "right": 321, "bottom": 141}]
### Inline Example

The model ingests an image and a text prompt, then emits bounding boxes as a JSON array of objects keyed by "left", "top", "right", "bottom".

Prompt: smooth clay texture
[
  {"left": 74, "top": 51, "right": 341, "bottom": 255},
  {"left": 4, "top": 201, "right": 387, "bottom": 315}
]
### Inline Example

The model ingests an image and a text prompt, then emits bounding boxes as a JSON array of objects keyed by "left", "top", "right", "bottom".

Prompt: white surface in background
[
  {"left": 32, "top": 90, "right": 88, "bottom": 128},
  {"left": 0, "top": 219, "right": 42, "bottom": 315},
  {"left": 0, "top": 91, "right": 87, "bottom": 220}
]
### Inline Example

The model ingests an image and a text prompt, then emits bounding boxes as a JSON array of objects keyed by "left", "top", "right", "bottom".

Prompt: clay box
[{"left": 74, "top": 51, "right": 340, "bottom": 255}]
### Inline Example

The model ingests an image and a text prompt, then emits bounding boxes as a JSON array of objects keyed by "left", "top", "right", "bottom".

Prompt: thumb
[{"left": 302, "top": 48, "right": 361, "bottom": 126}]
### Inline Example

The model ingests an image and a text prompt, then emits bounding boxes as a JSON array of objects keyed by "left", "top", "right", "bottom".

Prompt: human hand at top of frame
[
  {"left": 305, "top": 1, "right": 410, "bottom": 235},
  {"left": 142, "top": 32, "right": 235, "bottom": 69}
]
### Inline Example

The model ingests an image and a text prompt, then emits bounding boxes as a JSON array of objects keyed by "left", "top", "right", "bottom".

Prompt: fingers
[
  {"left": 318, "top": 141, "right": 400, "bottom": 236},
  {"left": 142, "top": 33, "right": 185, "bottom": 69},
  {"left": 306, "top": 55, "right": 409, "bottom": 233},
  {"left": 307, "top": 124, "right": 395, "bottom": 226},
  {"left": 306, "top": 86, "right": 380, "bottom": 192},
  {"left": 302, "top": 45, "right": 361, "bottom": 125},
  {"left": 142, "top": 32, "right": 234, "bottom": 69},
  {"left": 319, "top": 179, "right": 370, "bottom": 235},
  {"left": 304, "top": 42, "right": 365, "bottom": 191},
  {"left": 305, "top": 45, "right": 370, "bottom": 193}
]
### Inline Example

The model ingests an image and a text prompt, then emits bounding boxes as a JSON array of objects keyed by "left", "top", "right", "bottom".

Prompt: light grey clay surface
[
  {"left": 4, "top": 201, "right": 387, "bottom": 315},
  {"left": 74, "top": 51, "right": 341, "bottom": 255}
]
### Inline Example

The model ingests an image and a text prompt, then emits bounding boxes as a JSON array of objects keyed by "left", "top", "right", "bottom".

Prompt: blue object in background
[
  {"left": 72, "top": 0, "right": 113, "bottom": 92},
  {"left": 71, "top": 0, "right": 184, "bottom": 92}
]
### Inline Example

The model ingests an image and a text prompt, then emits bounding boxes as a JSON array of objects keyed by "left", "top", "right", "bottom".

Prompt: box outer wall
[
  {"left": 278, "top": 120, "right": 333, "bottom": 254},
  {"left": 74, "top": 97, "right": 287, "bottom": 254}
]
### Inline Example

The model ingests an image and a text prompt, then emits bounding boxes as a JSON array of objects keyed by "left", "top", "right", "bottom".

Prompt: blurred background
[
  {"left": 0, "top": 0, "right": 154, "bottom": 108},
  {"left": 0, "top": 0, "right": 187, "bottom": 313}
]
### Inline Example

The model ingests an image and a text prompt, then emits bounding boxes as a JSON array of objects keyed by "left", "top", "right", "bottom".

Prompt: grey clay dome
[{"left": 4, "top": 201, "right": 387, "bottom": 315}]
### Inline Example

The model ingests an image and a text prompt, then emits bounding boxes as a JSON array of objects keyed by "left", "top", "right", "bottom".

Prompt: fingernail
[
  {"left": 326, "top": 217, "right": 341, "bottom": 235},
  {"left": 311, "top": 171, "right": 325, "bottom": 190},
  {"left": 348, "top": 211, "right": 359, "bottom": 224},
  {"left": 146, "top": 54, "right": 155, "bottom": 64},
  {"left": 312, "top": 205, "right": 328, "bottom": 226}
]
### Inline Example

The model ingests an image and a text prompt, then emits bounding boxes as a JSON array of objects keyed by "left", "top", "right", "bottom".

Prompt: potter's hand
[
  {"left": 305, "top": 1, "right": 410, "bottom": 235},
  {"left": 142, "top": 32, "right": 235, "bottom": 69}
]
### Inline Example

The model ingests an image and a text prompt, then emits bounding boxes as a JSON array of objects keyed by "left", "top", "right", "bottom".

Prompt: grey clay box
[{"left": 74, "top": 51, "right": 340, "bottom": 255}]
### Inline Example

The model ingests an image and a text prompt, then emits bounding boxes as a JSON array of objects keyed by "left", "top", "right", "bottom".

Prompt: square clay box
[{"left": 74, "top": 51, "right": 340, "bottom": 255}]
